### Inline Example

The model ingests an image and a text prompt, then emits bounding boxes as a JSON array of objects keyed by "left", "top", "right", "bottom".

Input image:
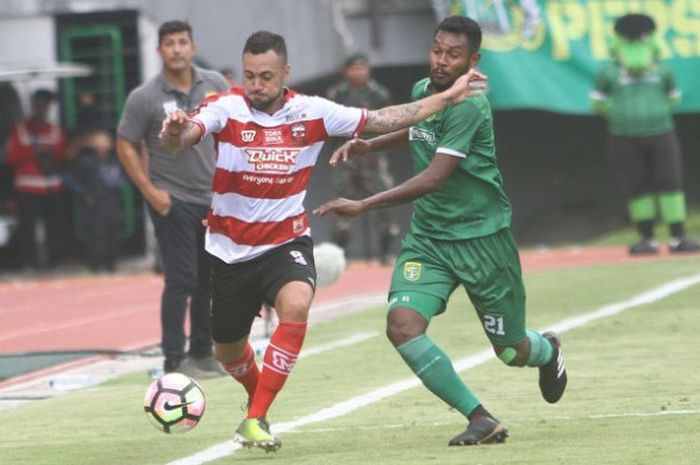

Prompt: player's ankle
[{"left": 467, "top": 404, "right": 493, "bottom": 422}]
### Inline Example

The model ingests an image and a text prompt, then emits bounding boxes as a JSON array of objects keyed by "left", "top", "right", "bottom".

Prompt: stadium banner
[{"left": 441, "top": 0, "right": 700, "bottom": 114}]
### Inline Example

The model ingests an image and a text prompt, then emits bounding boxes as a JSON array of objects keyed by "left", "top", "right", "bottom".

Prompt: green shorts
[{"left": 388, "top": 228, "right": 526, "bottom": 345}]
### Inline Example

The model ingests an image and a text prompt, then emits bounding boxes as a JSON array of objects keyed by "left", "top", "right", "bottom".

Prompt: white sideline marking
[
  {"left": 252, "top": 331, "right": 379, "bottom": 360},
  {"left": 300, "top": 331, "right": 379, "bottom": 359},
  {"left": 288, "top": 409, "right": 700, "bottom": 434},
  {"left": 589, "top": 409, "right": 700, "bottom": 419},
  {"left": 165, "top": 272, "right": 700, "bottom": 465}
]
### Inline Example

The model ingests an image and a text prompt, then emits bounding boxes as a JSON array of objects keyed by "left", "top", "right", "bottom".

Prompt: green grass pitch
[{"left": 1, "top": 256, "right": 698, "bottom": 465}]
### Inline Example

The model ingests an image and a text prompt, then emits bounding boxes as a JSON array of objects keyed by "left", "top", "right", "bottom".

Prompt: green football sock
[
  {"left": 397, "top": 334, "right": 480, "bottom": 418},
  {"left": 628, "top": 195, "right": 656, "bottom": 222},
  {"left": 658, "top": 191, "right": 686, "bottom": 224},
  {"left": 526, "top": 330, "right": 554, "bottom": 367}
]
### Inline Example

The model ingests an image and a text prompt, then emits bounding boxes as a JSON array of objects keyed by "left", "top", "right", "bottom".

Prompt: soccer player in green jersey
[
  {"left": 590, "top": 13, "right": 699, "bottom": 255},
  {"left": 314, "top": 15, "right": 567, "bottom": 446}
]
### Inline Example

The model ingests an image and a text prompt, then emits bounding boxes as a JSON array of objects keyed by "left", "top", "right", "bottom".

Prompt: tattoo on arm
[
  {"left": 181, "top": 122, "right": 202, "bottom": 146},
  {"left": 366, "top": 103, "right": 421, "bottom": 133},
  {"left": 364, "top": 94, "right": 454, "bottom": 134}
]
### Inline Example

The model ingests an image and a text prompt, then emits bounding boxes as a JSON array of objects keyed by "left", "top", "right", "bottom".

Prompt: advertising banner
[{"left": 444, "top": 1, "right": 700, "bottom": 114}]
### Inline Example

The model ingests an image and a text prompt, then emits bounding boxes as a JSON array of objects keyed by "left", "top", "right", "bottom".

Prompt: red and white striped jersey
[
  {"left": 191, "top": 87, "right": 367, "bottom": 263},
  {"left": 5, "top": 119, "right": 67, "bottom": 194}
]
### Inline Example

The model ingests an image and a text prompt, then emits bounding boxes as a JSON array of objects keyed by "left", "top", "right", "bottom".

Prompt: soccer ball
[
  {"left": 143, "top": 373, "right": 206, "bottom": 434},
  {"left": 313, "top": 241, "right": 346, "bottom": 287}
]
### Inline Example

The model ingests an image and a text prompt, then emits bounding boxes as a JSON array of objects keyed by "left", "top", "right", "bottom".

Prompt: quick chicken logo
[{"left": 244, "top": 148, "right": 301, "bottom": 173}]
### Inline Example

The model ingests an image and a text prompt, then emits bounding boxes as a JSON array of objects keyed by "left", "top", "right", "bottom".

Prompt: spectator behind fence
[
  {"left": 116, "top": 20, "right": 229, "bottom": 378},
  {"left": 590, "top": 13, "right": 699, "bottom": 256},
  {"left": 326, "top": 54, "right": 399, "bottom": 264},
  {"left": 66, "top": 128, "right": 125, "bottom": 272},
  {"left": 5, "top": 89, "right": 68, "bottom": 270}
]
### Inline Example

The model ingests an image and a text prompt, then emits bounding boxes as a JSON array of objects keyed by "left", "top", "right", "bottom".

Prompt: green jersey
[
  {"left": 592, "top": 63, "right": 680, "bottom": 136},
  {"left": 408, "top": 78, "right": 512, "bottom": 241}
]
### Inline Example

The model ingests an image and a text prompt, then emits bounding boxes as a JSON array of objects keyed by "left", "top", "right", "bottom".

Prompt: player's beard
[
  {"left": 250, "top": 88, "right": 284, "bottom": 113},
  {"left": 429, "top": 76, "right": 451, "bottom": 92},
  {"left": 429, "top": 64, "right": 471, "bottom": 92}
]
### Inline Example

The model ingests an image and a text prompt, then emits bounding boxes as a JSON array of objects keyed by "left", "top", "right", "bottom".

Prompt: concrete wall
[
  {"left": 0, "top": 0, "right": 435, "bottom": 83},
  {"left": 133, "top": 0, "right": 435, "bottom": 84},
  {"left": 0, "top": 15, "right": 58, "bottom": 112}
]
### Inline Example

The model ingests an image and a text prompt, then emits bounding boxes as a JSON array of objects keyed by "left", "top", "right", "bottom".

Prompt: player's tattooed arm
[
  {"left": 365, "top": 104, "right": 423, "bottom": 133},
  {"left": 160, "top": 109, "right": 203, "bottom": 153},
  {"left": 363, "top": 68, "right": 487, "bottom": 134}
]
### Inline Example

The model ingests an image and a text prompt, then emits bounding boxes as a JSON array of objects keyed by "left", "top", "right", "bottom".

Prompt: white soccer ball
[
  {"left": 144, "top": 373, "right": 206, "bottom": 434},
  {"left": 313, "top": 242, "right": 346, "bottom": 287}
]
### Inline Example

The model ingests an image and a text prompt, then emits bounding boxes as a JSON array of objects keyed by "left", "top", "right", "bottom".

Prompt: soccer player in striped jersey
[
  {"left": 315, "top": 16, "right": 567, "bottom": 446},
  {"left": 160, "top": 30, "right": 486, "bottom": 451}
]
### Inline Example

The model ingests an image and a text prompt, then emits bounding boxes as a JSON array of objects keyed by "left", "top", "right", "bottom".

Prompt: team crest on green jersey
[{"left": 403, "top": 262, "right": 422, "bottom": 281}]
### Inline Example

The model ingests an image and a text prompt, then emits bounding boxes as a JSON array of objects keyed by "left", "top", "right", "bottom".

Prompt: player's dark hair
[
  {"left": 614, "top": 14, "right": 656, "bottom": 41},
  {"left": 435, "top": 15, "right": 482, "bottom": 55},
  {"left": 244, "top": 31, "right": 288, "bottom": 63},
  {"left": 158, "top": 20, "right": 193, "bottom": 44}
]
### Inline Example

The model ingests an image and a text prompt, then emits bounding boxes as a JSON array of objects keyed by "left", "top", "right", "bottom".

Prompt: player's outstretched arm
[
  {"left": 329, "top": 129, "right": 408, "bottom": 166},
  {"left": 315, "top": 152, "right": 460, "bottom": 217},
  {"left": 363, "top": 68, "right": 486, "bottom": 134},
  {"left": 160, "top": 109, "right": 203, "bottom": 153}
]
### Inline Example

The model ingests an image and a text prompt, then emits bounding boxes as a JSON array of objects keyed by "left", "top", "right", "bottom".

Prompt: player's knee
[
  {"left": 386, "top": 321, "right": 420, "bottom": 347},
  {"left": 274, "top": 282, "right": 313, "bottom": 322},
  {"left": 277, "top": 299, "right": 309, "bottom": 322},
  {"left": 386, "top": 310, "right": 425, "bottom": 347},
  {"left": 214, "top": 339, "right": 247, "bottom": 364}
]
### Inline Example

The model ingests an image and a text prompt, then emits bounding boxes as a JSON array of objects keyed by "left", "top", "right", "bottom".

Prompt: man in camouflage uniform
[{"left": 326, "top": 54, "right": 399, "bottom": 264}]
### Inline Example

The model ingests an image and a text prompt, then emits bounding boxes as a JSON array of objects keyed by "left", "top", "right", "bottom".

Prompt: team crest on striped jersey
[
  {"left": 291, "top": 123, "right": 306, "bottom": 140},
  {"left": 403, "top": 262, "right": 422, "bottom": 281}
]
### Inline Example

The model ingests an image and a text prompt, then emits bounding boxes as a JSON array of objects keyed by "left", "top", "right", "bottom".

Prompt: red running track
[{"left": 0, "top": 246, "right": 681, "bottom": 357}]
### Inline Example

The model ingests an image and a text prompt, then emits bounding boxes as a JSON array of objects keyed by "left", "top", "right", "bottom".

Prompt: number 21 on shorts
[{"left": 483, "top": 314, "right": 505, "bottom": 336}]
